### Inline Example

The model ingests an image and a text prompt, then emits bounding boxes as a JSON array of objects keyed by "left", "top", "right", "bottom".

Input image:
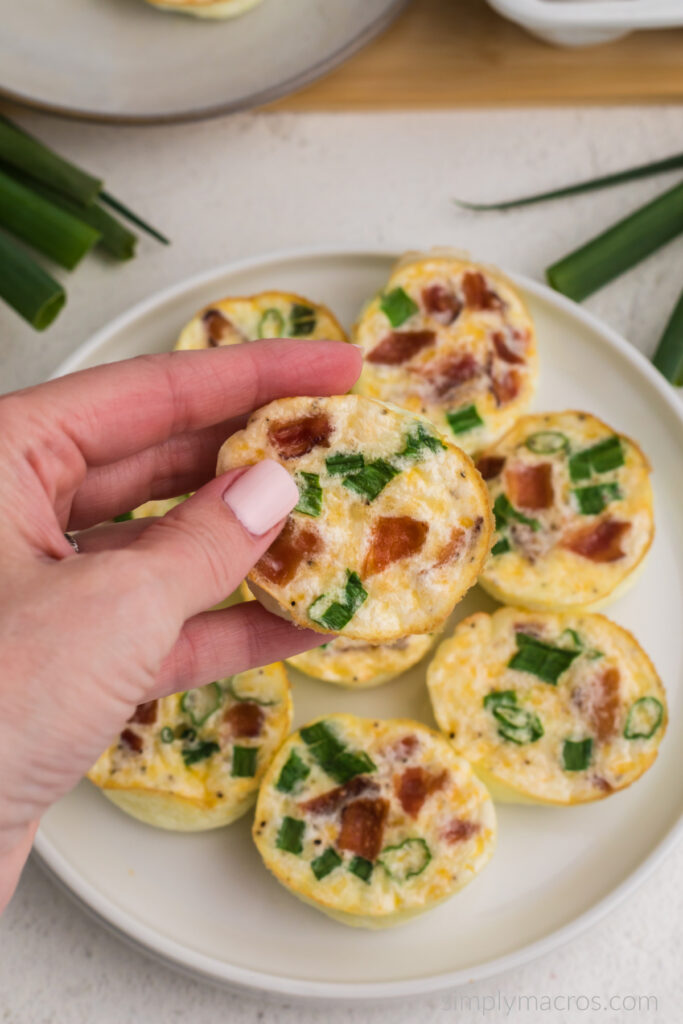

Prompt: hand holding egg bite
[{"left": 427, "top": 607, "right": 666, "bottom": 806}]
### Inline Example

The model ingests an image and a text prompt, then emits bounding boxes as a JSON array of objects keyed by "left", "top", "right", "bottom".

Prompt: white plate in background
[
  {"left": 0, "top": 0, "right": 408, "bottom": 123},
  {"left": 35, "top": 248, "right": 683, "bottom": 1000},
  {"left": 487, "top": 0, "right": 683, "bottom": 47}
]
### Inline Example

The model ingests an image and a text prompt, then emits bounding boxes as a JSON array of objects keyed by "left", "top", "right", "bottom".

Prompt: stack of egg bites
[{"left": 89, "top": 252, "right": 666, "bottom": 929}]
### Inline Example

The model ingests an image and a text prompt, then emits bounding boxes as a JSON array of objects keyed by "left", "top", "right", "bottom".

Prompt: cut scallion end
[
  {"left": 546, "top": 180, "right": 683, "bottom": 303},
  {"left": 0, "top": 116, "right": 102, "bottom": 205},
  {"left": 294, "top": 472, "right": 323, "bottom": 517},
  {"left": 100, "top": 190, "right": 169, "bottom": 246},
  {"left": 349, "top": 856, "right": 373, "bottom": 883},
  {"left": 231, "top": 745, "right": 259, "bottom": 778},
  {"left": 562, "top": 738, "right": 593, "bottom": 772},
  {"left": 275, "top": 750, "right": 310, "bottom": 794},
  {"left": 0, "top": 229, "right": 65, "bottom": 330},
  {"left": 40, "top": 188, "right": 137, "bottom": 261},
  {"left": 652, "top": 287, "right": 683, "bottom": 385},
  {"left": 454, "top": 151, "right": 683, "bottom": 212},
  {"left": 0, "top": 167, "right": 100, "bottom": 270},
  {"left": 276, "top": 816, "right": 305, "bottom": 855}
]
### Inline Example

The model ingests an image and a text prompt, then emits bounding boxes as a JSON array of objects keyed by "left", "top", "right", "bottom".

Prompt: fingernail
[{"left": 223, "top": 460, "right": 299, "bottom": 536}]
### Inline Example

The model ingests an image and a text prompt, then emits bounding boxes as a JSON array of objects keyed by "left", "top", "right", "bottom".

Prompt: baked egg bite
[
  {"left": 253, "top": 714, "right": 496, "bottom": 928},
  {"left": 217, "top": 394, "right": 493, "bottom": 641},
  {"left": 238, "top": 582, "right": 437, "bottom": 688},
  {"left": 352, "top": 251, "right": 538, "bottom": 455},
  {"left": 477, "top": 411, "right": 653, "bottom": 612},
  {"left": 88, "top": 666, "right": 292, "bottom": 831},
  {"left": 427, "top": 607, "right": 666, "bottom": 805},
  {"left": 288, "top": 634, "right": 438, "bottom": 689},
  {"left": 144, "top": 0, "right": 264, "bottom": 20},
  {"left": 174, "top": 290, "right": 347, "bottom": 350}
]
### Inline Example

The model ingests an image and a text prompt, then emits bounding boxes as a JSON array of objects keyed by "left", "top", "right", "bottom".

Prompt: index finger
[{"left": 21, "top": 340, "right": 361, "bottom": 468}]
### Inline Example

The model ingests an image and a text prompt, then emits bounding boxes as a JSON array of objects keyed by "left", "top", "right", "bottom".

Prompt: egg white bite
[
  {"left": 288, "top": 634, "right": 439, "bottom": 689},
  {"left": 236, "top": 582, "right": 436, "bottom": 689},
  {"left": 253, "top": 714, "right": 496, "bottom": 928},
  {"left": 174, "top": 290, "right": 347, "bottom": 350},
  {"left": 88, "top": 666, "right": 292, "bottom": 831},
  {"left": 144, "top": 0, "right": 264, "bottom": 20},
  {"left": 352, "top": 251, "right": 538, "bottom": 456},
  {"left": 477, "top": 411, "right": 654, "bottom": 612},
  {"left": 428, "top": 607, "right": 666, "bottom": 806},
  {"left": 218, "top": 394, "right": 493, "bottom": 642}
]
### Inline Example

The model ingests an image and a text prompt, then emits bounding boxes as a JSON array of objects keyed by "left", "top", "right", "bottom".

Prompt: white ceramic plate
[
  {"left": 0, "top": 0, "right": 408, "bottom": 124},
  {"left": 35, "top": 248, "right": 683, "bottom": 1001},
  {"left": 486, "top": 0, "right": 683, "bottom": 48}
]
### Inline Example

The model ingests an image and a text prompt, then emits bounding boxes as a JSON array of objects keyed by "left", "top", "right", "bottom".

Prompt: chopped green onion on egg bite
[
  {"left": 253, "top": 714, "right": 496, "bottom": 927},
  {"left": 476, "top": 411, "right": 654, "bottom": 612},
  {"left": 217, "top": 394, "right": 493, "bottom": 642},
  {"left": 427, "top": 607, "right": 666, "bottom": 805},
  {"left": 352, "top": 250, "right": 538, "bottom": 455},
  {"left": 173, "top": 290, "right": 347, "bottom": 350},
  {"left": 88, "top": 666, "right": 292, "bottom": 830}
]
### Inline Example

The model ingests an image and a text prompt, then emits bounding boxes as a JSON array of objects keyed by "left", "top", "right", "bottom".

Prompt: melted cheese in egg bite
[
  {"left": 477, "top": 411, "right": 654, "bottom": 612},
  {"left": 253, "top": 714, "right": 496, "bottom": 928},
  {"left": 352, "top": 250, "right": 538, "bottom": 456},
  {"left": 144, "top": 0, "right": 264, "bottom": 20},
  {"left": 218, "top": 394, "right": 493, "bottom": 642},
  {"left": 427, "top": 607, "right": 666, "bottom": 805},
  {"left": 174, "top": 290, "right": 347, "bottom": 350},
  {"left": 88, "top": 665, "right": 292, "bottom": 830}
]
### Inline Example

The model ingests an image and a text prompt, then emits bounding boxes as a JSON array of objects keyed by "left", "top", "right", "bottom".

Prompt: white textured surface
[{"left": 0, "top": 105, "right": 682, "bottom": 1021}]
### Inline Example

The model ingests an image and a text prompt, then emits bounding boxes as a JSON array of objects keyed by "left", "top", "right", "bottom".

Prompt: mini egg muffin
[
  {"left": 217, "top": 395, "right": 493, "bottom": 641},
  {"left": 88, "top": 666, "right": 292, "bottom": 831},
  {"left": 477, "top": 411, "right": 653, "bottom": 612},
  {"left": 238, "top": 582, "right": 437, "bottom": 688},
  {"left": 288, "top": 634, "right": 438, "bottom": 689},
  {"left": 144, "top": 0, "right": 264, "bottom": 20},
  {"left": 427, "top": 607, "right": 666, "bottom": 805},
  {"left": 253, "top": 714, "right": 496, "bottom": 927},
  {"left": 352, "top": 251, "right": 538, "bottom": 455},
  {"left": 174, "top": 290, "right": 347, "bottom": 350}
]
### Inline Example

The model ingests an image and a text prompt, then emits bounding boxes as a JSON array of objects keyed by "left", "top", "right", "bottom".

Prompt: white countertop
[{"left": 0, "top": 104, "right": 681, "bottom": 1023}]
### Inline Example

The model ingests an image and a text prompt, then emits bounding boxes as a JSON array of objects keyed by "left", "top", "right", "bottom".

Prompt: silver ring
[{"left": 64, "top": 532, "right": 80, "bottom": 554}]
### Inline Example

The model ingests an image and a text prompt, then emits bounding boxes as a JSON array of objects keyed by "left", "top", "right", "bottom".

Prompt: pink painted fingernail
[{"left": 223, "top": 460, "right": 299, "bottom": 536}]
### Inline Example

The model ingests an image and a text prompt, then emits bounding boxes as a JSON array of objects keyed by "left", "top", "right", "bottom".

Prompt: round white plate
[
  {"left": 0, "top": 0, "right": 408, "bottom": 124},
  {"left": 36, "top": 248, "right": 683, "bottom": 1001}
]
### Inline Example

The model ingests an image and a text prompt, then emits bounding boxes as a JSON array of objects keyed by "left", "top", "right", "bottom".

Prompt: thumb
[{"left": 132, "top": 460, "right": 299, "bottom": 620}]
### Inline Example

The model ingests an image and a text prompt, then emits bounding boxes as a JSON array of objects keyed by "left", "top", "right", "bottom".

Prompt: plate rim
[
  {"left": 0, "top": 0, "right": 410, "bottom": 125},
  {"left": 36, "top": 244, "right": 683, "bottom": 1001}
]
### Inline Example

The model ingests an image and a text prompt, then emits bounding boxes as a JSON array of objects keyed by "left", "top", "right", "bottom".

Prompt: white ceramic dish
[
  {"left": 0, "top": 0, "right": 408, "bottom": 124},
  {"left": 35, "top": 248, "right": 683, "bottom": 1001},
  {"left": 487, "top": 0, "right": 683, "bottom": 47}
]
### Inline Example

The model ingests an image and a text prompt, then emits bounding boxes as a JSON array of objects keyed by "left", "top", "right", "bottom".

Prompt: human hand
[{"left": 0, "top": 339, "right": 360, "bottom": 910}]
